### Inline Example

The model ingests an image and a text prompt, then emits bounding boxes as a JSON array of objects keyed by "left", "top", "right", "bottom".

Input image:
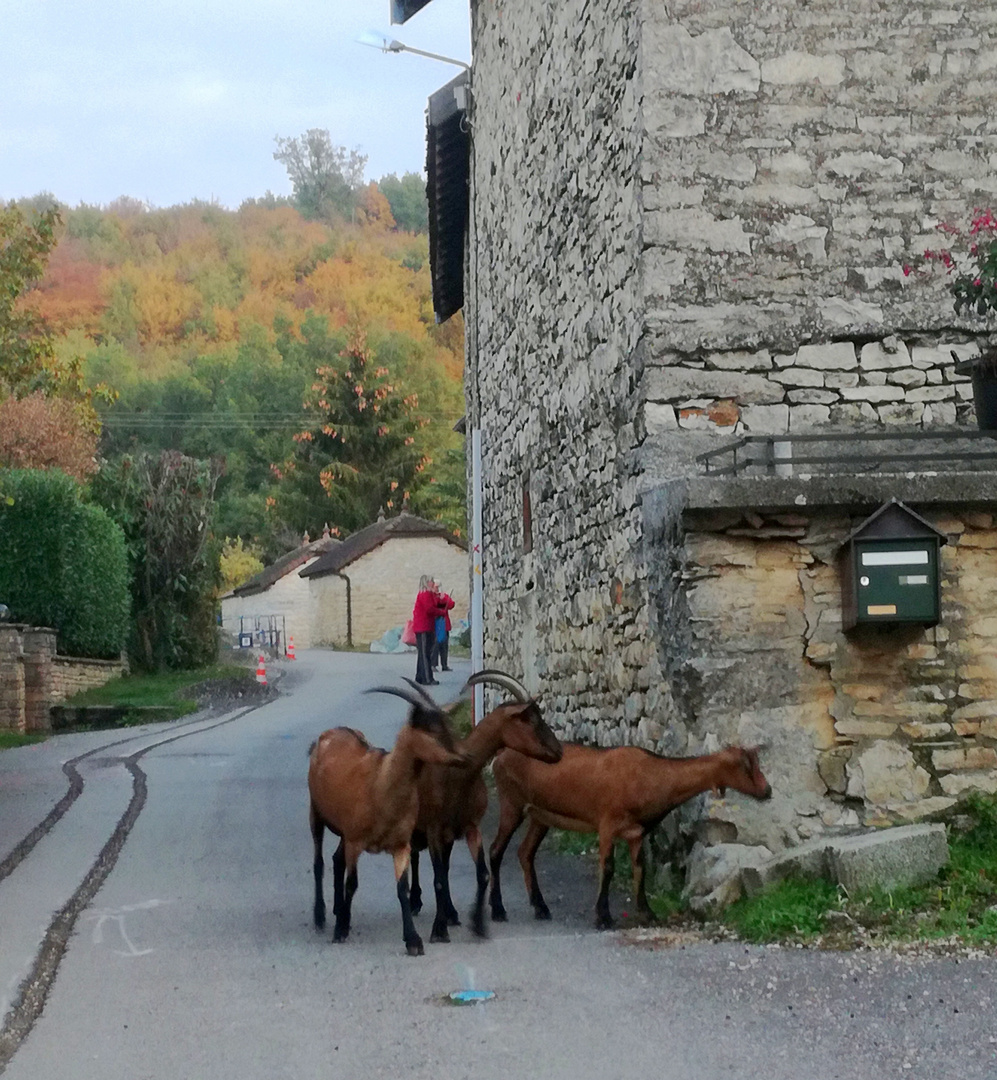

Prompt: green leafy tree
[
  {"left": 274, "top": 323, "right": 428, "bottom": 535},
  {"left": 92, "top": 451, "right": 222, "bottom": 671},
  {"left": 273, "top": 131, "right": 367, "bottom": 223},
  {"left": 377, "top": 173, "right": 429, "bottom": 234}
]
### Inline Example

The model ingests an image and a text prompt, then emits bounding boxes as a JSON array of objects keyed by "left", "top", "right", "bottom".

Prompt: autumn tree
[
  {"left": 0, "top": 392, "right": 98, "bottom": 480},
  {"left": 0, "top": 201, "right": 61, "bottom": 394},
  {"left": 273, "top": 131, "right": 367, "bottom": 223},
  {"left": 273, "top": 322, "right": 429, "bottom": 535},
  {"left": 219, "top": 537, "right": 264, "bottom": 592}
]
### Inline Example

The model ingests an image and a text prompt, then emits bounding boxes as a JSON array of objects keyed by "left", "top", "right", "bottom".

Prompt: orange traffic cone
[
  {"left": 255, "top": 654, "right": 267, "bottom": 685},
  {"left": 287, "top": 636, "right": 296, "bottom": 660}
]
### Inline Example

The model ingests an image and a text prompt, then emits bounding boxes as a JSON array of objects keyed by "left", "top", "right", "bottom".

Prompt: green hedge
[{"left": 0, "top": 469, "right": 130, "bottom": 658}]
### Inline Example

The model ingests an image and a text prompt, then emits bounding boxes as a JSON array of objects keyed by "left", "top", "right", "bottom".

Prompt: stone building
[
  {"left": 403, "top": 0, "right": 997, "bottom": 877},
  {"left": 220, "top": 529, "right": 340, "bottom": 651},
  {"left": 300, "top": 512, "right": 469, "bottom": 647}
]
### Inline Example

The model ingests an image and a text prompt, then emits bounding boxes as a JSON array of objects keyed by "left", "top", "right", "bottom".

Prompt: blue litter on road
[{"left": 449, "top": 990, "right": 495, "bottom": 1005}]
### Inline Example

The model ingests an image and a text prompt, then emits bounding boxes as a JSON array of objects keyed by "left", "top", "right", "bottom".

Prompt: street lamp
[{"left": 357, "top": 30, "right": 470, "bottom": 71}]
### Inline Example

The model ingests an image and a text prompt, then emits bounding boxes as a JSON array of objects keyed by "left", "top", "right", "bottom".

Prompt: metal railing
[{"left": 697, "top": 429, "right": 997, "bottom": 477}]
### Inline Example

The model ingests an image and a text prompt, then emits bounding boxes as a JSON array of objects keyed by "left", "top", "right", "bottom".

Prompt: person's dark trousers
[
  {"left": 438, "top": 635, "right": 450, "bottom": 671},
  {"left": 415, "top": 631, "right": 436, "bottom": 684},
  {"left": 428, "top": 635, "right": 440, "bottom": 670}
]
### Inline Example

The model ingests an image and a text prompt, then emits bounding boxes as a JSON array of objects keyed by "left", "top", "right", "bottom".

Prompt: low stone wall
[
  {"left": 52, "top": 655, "right": 126, "bottom": 703},
  {"left": 0, "top": 625, "right": 125, "bottom": 733}
]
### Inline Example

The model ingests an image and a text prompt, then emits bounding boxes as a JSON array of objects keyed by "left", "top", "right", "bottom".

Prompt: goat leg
[
  {"left": 333, "top": 844, "right": 358, "bottom": 942},
  {"left": 331, "top": 837, "right": 345, "bottom": 919},
  {"left": 594, "top": 832, "right": 616, "bottom": 930},
  {"left": 409, "top": 848, "right": 423, "bottom": 915},
  {"left": 393, "top": 847, "right": 424, "bottom": 956},
  {"left": 467, "top": 825, "right": 489, "bottom": 938},
  {"left": 489, "top": 803, "right": 524, "bottom": 922},
  {"left": 518, "top": 818, "right": 551, "bottom": 920},
  {"left": 429, "top": 842, "right": 452, "bottom": 943},
  {"left": 442, "top": 841, "right": 461, "bottom": 926},
  {"left": 310, "top": 804, "right": 326, "bottom": 930},
  {"left": 628, "top": 834, "right": 656, "bottom": 924}
]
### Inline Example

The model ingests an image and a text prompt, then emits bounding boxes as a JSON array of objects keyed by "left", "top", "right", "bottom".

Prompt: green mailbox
[{"left": 839, "top": 499, "right": 947, "bottom": 631}]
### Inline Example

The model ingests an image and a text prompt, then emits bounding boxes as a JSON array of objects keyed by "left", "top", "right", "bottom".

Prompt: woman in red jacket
[{"left": 411, "top": 575, "right": 448, "bottom": 685}]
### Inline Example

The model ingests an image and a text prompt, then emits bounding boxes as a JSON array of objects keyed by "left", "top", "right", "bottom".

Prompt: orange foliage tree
[{"left": 0, "top": 391, "right": 99, "bottom": 480}]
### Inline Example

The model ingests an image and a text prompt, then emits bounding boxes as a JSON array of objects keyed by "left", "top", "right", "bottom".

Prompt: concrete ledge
[
  {"left": 829, "top": 824, "right": 949, "bottom": 894},
  {"left": 682, "top": 470, "right": 997, "bottom": 513},
  {"left": 741, "top": 823, "right": 949, "bottom": 898}
]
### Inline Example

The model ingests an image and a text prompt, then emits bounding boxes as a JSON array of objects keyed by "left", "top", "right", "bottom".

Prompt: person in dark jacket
[
  {"left": 411, "top": 575, "right": 448, "bottom": 685},
  {"left": 431, "top": 586, "right": 456, "bottom": 672}
]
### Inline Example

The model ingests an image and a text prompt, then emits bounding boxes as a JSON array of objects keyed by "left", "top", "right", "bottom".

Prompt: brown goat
[
  {"left": 308, "top": 685, "right": 468, "bottom": 956},
  {"left": 406, "top": 670, "right": 562, "bottom": 943},
  {"left": 490, "top": 738, "right": 772, "bottom": 929}
]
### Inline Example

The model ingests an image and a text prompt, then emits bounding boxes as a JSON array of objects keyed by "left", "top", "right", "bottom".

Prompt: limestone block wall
[
  {"left": 469, "top": 0, "right": 666, "bottom": 729},
  {"left": 0, "top": 625, "right": 124, "bottom": 732},
  {"left": 52, "top": 656, "right": 126, "bottom": 703},
  {"left": 673, "top": 505, "right": 997, "bottom": 855},
  {"left": 0, "top": 626, "right": 25, "bottom": 732},
  {"left": 639, "top": 2, "right": 997, "bottom": 461}
]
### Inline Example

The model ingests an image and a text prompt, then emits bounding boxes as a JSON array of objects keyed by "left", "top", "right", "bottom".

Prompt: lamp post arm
[{"left": 387, "top": 42, "right": 470, "bottom": 70}]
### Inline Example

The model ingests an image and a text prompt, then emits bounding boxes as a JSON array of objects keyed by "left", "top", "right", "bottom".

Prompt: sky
[{"left": 1, "top": 0, "right": 471, "bottom": 210}]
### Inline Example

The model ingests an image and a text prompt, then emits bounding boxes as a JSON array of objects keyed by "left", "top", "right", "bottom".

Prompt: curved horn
[
  {"left": 365, "top": 685, "right": 438, "bottom": 712},
  {"left": 401, "top": 677, "right": 439, "bottom": 709},
  {"left": 463, "top": 669, "right": 531, "bottom": 703}
]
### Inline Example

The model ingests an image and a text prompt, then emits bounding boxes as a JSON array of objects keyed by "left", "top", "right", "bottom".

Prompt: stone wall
[
  {"left": 639, "top": 1, "right": 997, "bottom": 459},
  {"left": 662, "top": 502, "right": 997, "bottom": 856},
  {"left": 0, "top": 625, "right": 124, "bottom": 733},
  {"left": 467, "top": 0, "right": 997, "bottom": 873},
  {"left": 468, "top": 0, "right": 663, "bottom": 722},
  {"left": 52, "top": 655, "right": 127, "bottom": 703}
]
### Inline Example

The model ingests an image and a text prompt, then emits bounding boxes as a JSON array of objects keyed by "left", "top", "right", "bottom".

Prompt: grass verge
[
  {"left": 719, "top": 794, "right": 997, "bottom": 949},
  {"left": 551, "top": 795, "right": 997, "bottom": 950},
  {"left": 0, "top": 732, "right": 47, "bottom": 750},
  {"left": 61, "top": 663, "right": 256, "bottom": 725}
]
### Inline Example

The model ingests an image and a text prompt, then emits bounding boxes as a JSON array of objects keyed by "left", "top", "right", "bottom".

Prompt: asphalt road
[{"left": 1, "top": 650, "right": 996, "bottom": 1080}]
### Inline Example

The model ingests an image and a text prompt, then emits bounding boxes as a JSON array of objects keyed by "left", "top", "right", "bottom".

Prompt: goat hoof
[
  {"left": 410, "top": 901, "right": 423, "bottom": 916},
  {"left": 595, "top": 917, "right": 615, "bottom": 931},
  {"left": 491, "top": 907, "right": 508, "bottom": 922},
  {"left": 406, "top": 939, "right": 425, "bottom": 956},
  {"left": 533, "top": 907, "right": 552, "bottom": 921},
  {"left": 430, "top": 927, "right": 451, "bottom": 943},
  {"left": 314, "top": 907, "right": 326, "bottom": 930},
  {"left": 446, "top": 913, "right": 461, "bottom": 927}
]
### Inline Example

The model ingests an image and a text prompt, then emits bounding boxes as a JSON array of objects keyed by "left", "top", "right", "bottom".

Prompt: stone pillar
[
  {"left": 22, "top": 628, "right": 57, "bottom": 733},
  {"left": 0, "top": 626, "right": 26, "bottom": 733}
]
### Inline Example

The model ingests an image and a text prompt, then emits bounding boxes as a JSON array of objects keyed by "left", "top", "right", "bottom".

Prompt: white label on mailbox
[
  {"left": 899, "top": 575, "right": 929, "bottom": 586},
  {"left": 861, "top": 550, "right": 929, "bottom": 567}
]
